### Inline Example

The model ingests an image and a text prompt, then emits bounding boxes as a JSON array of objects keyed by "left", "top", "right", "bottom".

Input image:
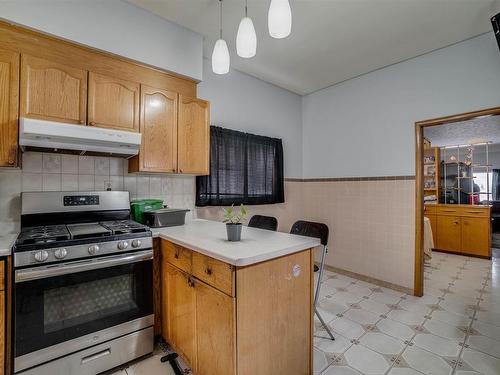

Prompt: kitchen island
[{"left": 153, "top": 220, "right": 320, "bottom": 375}]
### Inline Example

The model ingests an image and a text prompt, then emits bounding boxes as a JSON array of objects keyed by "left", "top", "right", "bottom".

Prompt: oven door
[{"left": 14, "top": 250, "right": 153, "bottom": 372}]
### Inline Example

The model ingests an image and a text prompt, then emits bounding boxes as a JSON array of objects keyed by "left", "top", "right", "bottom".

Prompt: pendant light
[
  {"left": 236, "top": 0, "right": 257, "bottom": 58},
  {"left": 268, "top": 0, "right": 292, "bottom": 39},
  {"left": 212, "top": 0, "right": 230, "bottom": 74}
]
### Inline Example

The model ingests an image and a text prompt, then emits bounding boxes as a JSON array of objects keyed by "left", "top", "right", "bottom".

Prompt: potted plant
[{"left": 223, "top": 204, "right": 247, "bottom": 241}]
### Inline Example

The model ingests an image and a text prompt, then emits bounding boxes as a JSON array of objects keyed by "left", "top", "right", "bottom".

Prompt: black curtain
[
  {"left": 196, "top": 126, "right": 285, "bottom": 206},
  {"left": 493, "top": 169, "right": 500, "bottom": 201}
]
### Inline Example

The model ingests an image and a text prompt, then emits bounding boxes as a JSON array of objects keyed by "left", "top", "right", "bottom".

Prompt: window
[{"left": 196, "top": 126, "right": 284, "bottom": 206}]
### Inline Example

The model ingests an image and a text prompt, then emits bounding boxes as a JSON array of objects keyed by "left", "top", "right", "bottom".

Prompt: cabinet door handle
[
  {"left": 89, "top": 121, "right": 95, "bottom": 126},
  {"left": 79, "top": 120, "right": 85, "bottom": 124},
  {"left": 187, "top": 277, "right": 195, "bottom": 288},
  {"left": 453, "top": 221, "right": 459, "bottom": 225},
  {"left": 205, "top": 267, "right": 212, "bottom": 276},
  {"left": 174, "top": 248, "right": 180, "bottom": 259},
  {"left": 8, "top": 147, "right": 16, "bottom": 165},
  {"left": 179, "top": 169, "right": 183, "bottom": 173}
]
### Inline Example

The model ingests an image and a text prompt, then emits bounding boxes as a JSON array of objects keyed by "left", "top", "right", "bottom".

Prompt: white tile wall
[{"left": 0, "top": 152, "right": 196, "bottom": 232}]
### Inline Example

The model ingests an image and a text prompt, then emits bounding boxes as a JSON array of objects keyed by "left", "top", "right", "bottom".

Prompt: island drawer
[
  {"left": 192, "top": 252, "right": 234, "bottom": 297},
  {"left": 162, "top": 240, "right": 192, "bottom": 273}
]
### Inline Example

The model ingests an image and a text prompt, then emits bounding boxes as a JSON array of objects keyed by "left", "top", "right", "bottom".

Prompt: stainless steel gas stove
[{"left": 13, "top": 191, "right": 154, "bottom": 375}]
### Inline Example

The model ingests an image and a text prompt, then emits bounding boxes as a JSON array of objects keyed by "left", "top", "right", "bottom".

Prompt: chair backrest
[
  {"left": 290, "top": 220, "right": 329, "bottom": 246},
  {"left": 248, "top": 215, "right": 278, "bottom": 231}
]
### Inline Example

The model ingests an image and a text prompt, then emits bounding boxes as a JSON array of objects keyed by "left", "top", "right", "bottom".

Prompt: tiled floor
[
  {"left": 315, "top": 252, "right": 500, "bottom": 375},
  {"left": 111, "top": 251, "right": 500, "bottom": 375}
]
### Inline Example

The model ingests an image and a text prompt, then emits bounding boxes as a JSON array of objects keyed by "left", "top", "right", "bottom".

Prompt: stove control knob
[
  {"left": 54, "top": 248, "right": 68, "bottom": 259},
  {"left": 118, "top": 241, "right": 129, "bottom": 250},
  {"left": 34, "top": 250, "right": 49, "bottom": 262},
  {"left": 131, "top": 239, "right": 142, "bottom": 248},
  {"left": 88, "top": 245, "right": 100, "bottom": 255}
]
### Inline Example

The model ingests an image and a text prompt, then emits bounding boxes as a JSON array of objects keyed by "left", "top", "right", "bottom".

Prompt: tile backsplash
[{"left": 0, "top": 152, "right": 196, "bottom": 232}]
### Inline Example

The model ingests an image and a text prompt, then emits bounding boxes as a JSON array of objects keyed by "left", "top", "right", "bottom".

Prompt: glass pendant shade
[
  {"left": 212, "top": 39, "right": 230, "bottom": 74},
  {"left": 268, "top": 0, "right": 292, "bottom": 39},
  {"left": 236, "top": 16, "right": 257, "bottom": 58}
]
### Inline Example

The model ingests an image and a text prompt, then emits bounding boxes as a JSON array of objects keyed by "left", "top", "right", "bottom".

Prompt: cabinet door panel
[
  {"left": 195, "top": 281, "right": 235, "bottom": 375},
  {"left": 0, "top": 49, "right": 19, "bottom": 167},
  {"left": 436, "top": 215, "right": 461, "bottom": 252},
  {"left": 21, "top": 54, "right": 87, "bottom": 124},
  {"left": 177, "top": 96, "right": 210, "bottom": 175},
  {"left": 0, "top": 290, "right": 4, "bottom": 375},
  {"left": 139, "top": 85, "right": 177, "bottom": 172},
  {"left": 88, "top": 72, "right": 139, "bottom": 132},
  {"left": 163, "top": 263, "right": 196, "bottom": 368},
  {"left": 461, "top": 217, "right": 490, "bottom": 257}
]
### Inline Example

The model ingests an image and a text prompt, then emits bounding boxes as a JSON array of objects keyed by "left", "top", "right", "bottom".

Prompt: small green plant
[{"left": 222, "top": 204, "right": 247, "bottom": 224}]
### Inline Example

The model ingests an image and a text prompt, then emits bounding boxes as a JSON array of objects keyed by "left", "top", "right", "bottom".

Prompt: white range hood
[{"left": 19, "top": 118, "right": 141, "bottom": 158}]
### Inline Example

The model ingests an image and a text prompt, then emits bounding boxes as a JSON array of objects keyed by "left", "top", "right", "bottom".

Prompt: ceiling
[
  {"left": 129, "top": 0, "right": 500, "bottom": 95},
  {"left": 424, "top": 115, "right": 500, "bottom": 147}
]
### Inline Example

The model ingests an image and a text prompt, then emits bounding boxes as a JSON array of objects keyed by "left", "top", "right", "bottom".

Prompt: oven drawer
[
  {"left": 162, "top": 240, "right": 192, "bottom": 273},
  {"left": 18, "top": 327, "right": 153, "bottom": 375},
  {"left": 192, "top": 252, "right": 234, "bottom": 296}
]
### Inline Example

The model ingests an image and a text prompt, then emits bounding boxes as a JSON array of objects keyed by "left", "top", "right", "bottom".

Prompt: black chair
[
  {"left": 248, "top": 215, "right": 278, "bottom": 231},
  {"left": 290, "top": 220, "right": 335, "bottom": 341}
]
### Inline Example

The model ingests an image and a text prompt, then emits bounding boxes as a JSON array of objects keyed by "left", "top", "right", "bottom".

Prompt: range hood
[{"left": 19, "top": 118, "right": 141, "bottom": 158}]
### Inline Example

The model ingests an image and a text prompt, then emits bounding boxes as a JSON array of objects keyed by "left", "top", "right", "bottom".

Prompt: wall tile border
[{"left": 285, "top": 175, "right": 415, "bottom": 182}]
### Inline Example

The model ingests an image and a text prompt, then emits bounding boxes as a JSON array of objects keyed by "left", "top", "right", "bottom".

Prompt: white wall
[
  {"left": 198, "top": 59, "right": 303, "bottom": 178},
  {"left": 302, "top": 32, "right": 500, "bottom": 178},
  {"left": 0, "top": 0, "right": 203, "bottom": 81}
]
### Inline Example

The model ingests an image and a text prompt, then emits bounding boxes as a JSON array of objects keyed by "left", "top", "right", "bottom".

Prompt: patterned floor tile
[
  {"left": 466, "top": 335, "right": 500, "bottom": 359},
  {"left": 461, "top": 348, "right": 500, "bottom": 375},
  {"left": 322, "top": 365, "right": 363, "bottom": 375},
  {"left": 376, "top": 318, "right": 415, "bottom": 341},
  {"left": 401, "top": 346, "right": 453, "bottom": 375},
  {"left": 359, "top": 332, "right": 405, "bottom": 355},
  {"left": 344, "top": 345, "right": 390, "bottom": 375},
  {"left": 412, "top": 333, "right": 461, "bottom": 357}
]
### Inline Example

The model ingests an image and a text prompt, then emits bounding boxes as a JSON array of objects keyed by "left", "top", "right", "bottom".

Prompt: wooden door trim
[{"left": 414, "top": 106, "right": 500, "bottom": 296}]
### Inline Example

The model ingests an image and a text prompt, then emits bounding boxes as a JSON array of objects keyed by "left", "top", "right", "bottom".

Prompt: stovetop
[{"left": 16, "top": 220, "right": 150, "bottom": 249}]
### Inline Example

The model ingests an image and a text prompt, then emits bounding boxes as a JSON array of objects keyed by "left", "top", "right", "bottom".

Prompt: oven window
[
  {"left": 43, "top": 274, "right": 138, "bottom": 334},
  {"left": 15, "top": 259, "right": 153, "bottom": 357}
]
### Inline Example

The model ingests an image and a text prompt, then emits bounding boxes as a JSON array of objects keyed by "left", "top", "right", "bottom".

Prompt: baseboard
[
  {"left": 432, "top": 248, "right": 491, "bottom": 260},
  {"left": 323, "top": 264, "right": 413, "bottom": 296}
]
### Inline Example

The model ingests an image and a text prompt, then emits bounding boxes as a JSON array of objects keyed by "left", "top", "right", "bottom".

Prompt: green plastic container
[{"left": 130, "top": 199, "right": 164, "bottom": 223}]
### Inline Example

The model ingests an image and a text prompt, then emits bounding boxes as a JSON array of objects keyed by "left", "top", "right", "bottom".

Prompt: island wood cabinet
[
  {"left": 88, "top": 72, "right": 140, "bottom": 132},
  {"left": 160, "top": 239, "right": 312, "bottom": 375},
  {"left": 425, "top": 204, "right": 491, "bottom": 258},
  {"left": 0, "top": 49, "right": 19, "bottom": 167},
  {"left": 20, "top": 54, "right": 87, "bottom": 125}
]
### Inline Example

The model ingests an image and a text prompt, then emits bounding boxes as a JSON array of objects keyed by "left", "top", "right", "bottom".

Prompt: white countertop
[
  {"left": 0, "top": 232, "right": 18, "bottom": 257},
  {"left": 152, "top": 220, "right": 321, "bottom": 266}
]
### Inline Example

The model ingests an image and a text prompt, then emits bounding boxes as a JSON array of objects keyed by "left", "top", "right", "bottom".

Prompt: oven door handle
[{"left": 15, "top": 249, "right": 153, "bottom": 282}]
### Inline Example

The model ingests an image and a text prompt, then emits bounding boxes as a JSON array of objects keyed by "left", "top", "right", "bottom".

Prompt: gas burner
[
  {"left": 16, "top": 225, "right": 70, "bottom": 246},
  {"left": 100, "top": 220, "right": 149, "bottom": 235}
]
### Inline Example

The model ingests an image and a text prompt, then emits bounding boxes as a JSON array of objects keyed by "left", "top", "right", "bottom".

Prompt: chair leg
[
  {"left": 315, "top": 307, "right": 335, "bottom": 341},
  {"left": 313, "top": 245, "right": 335, "bottom": 340}
]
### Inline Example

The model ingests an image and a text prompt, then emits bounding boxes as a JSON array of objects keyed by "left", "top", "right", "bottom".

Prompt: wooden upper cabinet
[
  {"left": 0, "top": 49, "right": 19, "bottom": 167},
  {"left": 20, "top": 54, "right": 87, "bottom": 124},
  {"left": 130, "top": 85, "right": 178, "bottom": 173},
  {"left": 88, "top": 72, "right": 140, "bottom": 132},
  {"left": 177, "top": 96, "right": 210, "bottom": 175}
]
